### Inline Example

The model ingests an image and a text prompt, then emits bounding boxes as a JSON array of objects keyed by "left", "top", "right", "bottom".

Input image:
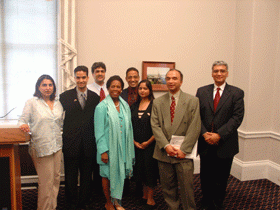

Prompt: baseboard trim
[
  {"left": 21, "top": 174, "right": 65, "bottom": 188},
  {"left": 20, "top": 159, "right": 280, "bottom": 187},
  {"left": 231, "top": 158, "right": 280, "bottom": 186}
]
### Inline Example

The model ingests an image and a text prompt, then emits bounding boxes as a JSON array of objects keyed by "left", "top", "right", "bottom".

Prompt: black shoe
[
  {"left": 143, "top": 204, "right": 156, "bottom": 210},
  {"left": 65, "top": 203, "right": 78, "bottom": 210},
  {"left": 136, "top": 198, "right": 147, "bottom": 206},
  {"left": 78, "top": 204, "right": 92, "bottom": 210}
]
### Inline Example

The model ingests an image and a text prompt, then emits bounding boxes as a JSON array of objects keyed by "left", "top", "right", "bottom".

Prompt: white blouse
[{"left": 18, "top": 97, "right": 64, "bottom": 157}]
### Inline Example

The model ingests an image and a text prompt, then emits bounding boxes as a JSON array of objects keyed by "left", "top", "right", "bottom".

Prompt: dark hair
[
  {"left": 34, "top": 74, "right": 56, "bottom": 101},
  {"left": 137, "top": 80, "right": 154, "bottom": 102},
  {"left": 74, "top": 65, "right": 88, "bottom": 76},
  {"left": 91, "top": 62, "right": 106, "bottom": 74},
  {"left": 126, "top": 67, "right": 139, "bottom": 77},
  {"left": 106, "top": 75, "right": 124, "bottom": 90},
  {"left": 166, "top": 69, "right": 183, "bottom": 81}
]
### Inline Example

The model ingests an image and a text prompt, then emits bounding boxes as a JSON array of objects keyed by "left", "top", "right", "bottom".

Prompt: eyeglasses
[{"left": 212, "top": 70, "right": 227, "bottom": 74}]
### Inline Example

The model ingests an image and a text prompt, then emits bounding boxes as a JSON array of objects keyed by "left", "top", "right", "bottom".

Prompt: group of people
[{"left": 18, "top": 60, "right": 244, "bottom": 210}]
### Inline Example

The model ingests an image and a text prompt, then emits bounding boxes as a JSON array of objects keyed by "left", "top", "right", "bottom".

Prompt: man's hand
[
  {"left": 176, "top": 149, "right": 186, "bottom": 159},
  {"left": 203, "top": 132, "right": 220, "bottom": 145},
  {"left": 165, "top": 145, "right": 178, "bottom": 157},
  {"left": 101, "top": 152, "right": 109, "bottom": 164}
]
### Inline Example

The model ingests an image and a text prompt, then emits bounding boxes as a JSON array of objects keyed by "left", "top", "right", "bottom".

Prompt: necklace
[{"left": 115, "top": 103, "right": 120, "bottom": 107}]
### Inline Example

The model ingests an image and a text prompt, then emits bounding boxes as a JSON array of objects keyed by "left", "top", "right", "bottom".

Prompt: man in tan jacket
[{"left": 151, "top": 69, "right": 201, "bottom": 210}]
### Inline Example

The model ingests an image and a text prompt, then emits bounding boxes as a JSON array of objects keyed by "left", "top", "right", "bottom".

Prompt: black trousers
[
  {"left": 64, "top": 152, "right": 93, "bottom": 207},
  {"left": 200, "top": 151, "right": 233, "bottom": 209}
]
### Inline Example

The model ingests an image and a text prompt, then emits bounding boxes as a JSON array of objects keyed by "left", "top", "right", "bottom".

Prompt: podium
[{"left": 0, "top": 124, "right": 30, "bottom": 210}]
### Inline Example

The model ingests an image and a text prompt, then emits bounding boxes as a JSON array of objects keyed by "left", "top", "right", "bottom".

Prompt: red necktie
[
  {"left": 170, "top": 96, "right": 176, "bottom": 124},
  {"left": 100, "top": 88, "right": 105, "bottom": 102},
  {"left": 213, "top": 87, "right": 221, "bottom": 112}
]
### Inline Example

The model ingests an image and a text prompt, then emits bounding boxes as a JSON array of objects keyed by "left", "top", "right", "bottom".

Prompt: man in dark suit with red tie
[
  {"left": 60, "top": 66, "right": 100, "bottom": 210},
  {"left": 196, "top": 61, "right": 244, "bottom": 210}
]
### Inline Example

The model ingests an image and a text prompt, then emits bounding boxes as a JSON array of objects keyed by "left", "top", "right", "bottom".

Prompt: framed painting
[{"left": 142, "top": 61, "right": 175, "bottom": 91}]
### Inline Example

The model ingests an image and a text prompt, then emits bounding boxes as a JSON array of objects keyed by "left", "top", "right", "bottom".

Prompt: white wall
[
  {"left": 76, "top": 0, "right": 237, "bottom": 94},
  {"left": 76, "top": 0, "right": 280, "bottom": 184}
]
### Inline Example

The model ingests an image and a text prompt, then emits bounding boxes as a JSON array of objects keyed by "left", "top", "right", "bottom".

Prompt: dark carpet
[{"left": 22, "top": 174, "right": 280, "bottom": 210}]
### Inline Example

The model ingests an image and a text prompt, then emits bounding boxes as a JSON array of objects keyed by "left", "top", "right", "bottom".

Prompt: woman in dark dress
[{"left": 131, "top": 80, "right": 158, "bottom": 209}]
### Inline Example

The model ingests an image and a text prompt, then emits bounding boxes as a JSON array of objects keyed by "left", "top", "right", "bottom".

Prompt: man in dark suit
[
  {"left": 60, "top": 66, "right": 100, "bottom": 210},
  {"left": 151, "top": 69, "right": 201, "bottom": 210},
  {"left": 196, "top": 61, "right": 245, "bottom": 210},
  {"left": 120, "top": 67, "right": 140, "bottom": 106}
]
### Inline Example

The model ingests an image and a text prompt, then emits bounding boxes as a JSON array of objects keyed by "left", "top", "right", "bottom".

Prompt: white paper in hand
[{"left": 170, "top": 135, "right": 198, "bottom": 159}]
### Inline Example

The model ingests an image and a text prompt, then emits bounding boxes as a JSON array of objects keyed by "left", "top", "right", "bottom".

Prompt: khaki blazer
[{"left": 151, "top": 90, "right": 201, "bottom": 163}]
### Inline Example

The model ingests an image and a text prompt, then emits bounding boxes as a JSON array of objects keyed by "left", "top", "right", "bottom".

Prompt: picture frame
[{"left": 142, "top": 61, "right": 176, "bottom": 91}]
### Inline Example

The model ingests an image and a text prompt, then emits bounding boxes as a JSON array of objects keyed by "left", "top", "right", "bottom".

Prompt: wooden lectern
[{"left": 0, "top": 125, "right": 30, "bottom": 210}]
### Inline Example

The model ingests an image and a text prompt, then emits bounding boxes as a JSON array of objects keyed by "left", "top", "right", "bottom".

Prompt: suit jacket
[
  {"left": 196, "top": 83, "right": 244, "bottom": 158},
  {"left": 120, "top": 88, "right": 128, "bottom": 102},
  {"left": 151, "top": 90, "right": 201, "bottom": 163},
  {"left": 59, "top": 88, "right": 100, "bottom": 157}
]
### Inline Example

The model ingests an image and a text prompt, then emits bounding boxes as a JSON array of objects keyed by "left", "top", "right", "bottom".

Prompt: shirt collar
[
  {"left": 35, "top": 96, "right": 59, "bottom": 101},
  {"left": 128, "top": 86, "right": 138, "bottom": 93},
  {"left": 76, "top": 87, "right": 87, "bottom": 98},
  {"left": 93, "top": 81, "right": 106, "bottom": 91},
  {"left": 214, "top": 82, "right": 226, "bottom": 91},
  {"left": 169, "top": 90, "right": 180, "bottom": 100}
]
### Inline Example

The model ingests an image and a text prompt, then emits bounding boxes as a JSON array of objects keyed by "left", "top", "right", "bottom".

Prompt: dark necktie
[
  {"left": 170, "top": 96, "right": 176, "bottom": 124},
  {"left": 100, "top": 88, "right": 105, "bottom": 101},
  {"left": 213, "top": 87, "right": 221, "bottom": 112},
  {"left": 81, "top": 93, "right": 86, "bottom": 109}
]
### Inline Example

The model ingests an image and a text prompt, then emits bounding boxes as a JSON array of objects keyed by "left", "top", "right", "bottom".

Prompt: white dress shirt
[
  {"left": 18, "top": 97, "right": 64, "bottom": 157},
  {"left": 213, "top": 82, "right": 226, "bottom": 99},
  {"left": 87, "top": 81, "right": 109, "bottom": 96}
]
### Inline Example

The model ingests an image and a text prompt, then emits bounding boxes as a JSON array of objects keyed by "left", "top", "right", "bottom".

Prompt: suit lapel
[
  {"left": 207, "top": 84, "right": 214, "bottom": 112},
  {"left": 72, "top": 87, "right": 83, "bottom": 111},
  {"left": 171, "top": 91, "right": 186, "bottom": 133},
  {"left": 84, "top": 89, "right": 92, "bottom": 110},
  {"left": 161, "top": 94, "right": 172, "bottom": 134},
  {"left": 215, "top": 83, "right": 230, "bottom": 113}
]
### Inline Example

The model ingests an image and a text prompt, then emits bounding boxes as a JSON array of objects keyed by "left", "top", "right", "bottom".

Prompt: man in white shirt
[{"left": 87, "top": 62, "right": 108, "bottom": 101}]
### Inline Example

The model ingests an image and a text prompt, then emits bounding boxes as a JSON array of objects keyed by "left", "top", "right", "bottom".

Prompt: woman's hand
[
  {"left": 101, "top": 152, "right": 109, "bottom": 164},
  {"left": 19, "top": 124, "right": 30, "bottom": 133},
  {"left": 134, "top": 140, "right": 144, "bottom": 149},
  {"left": 140, "top": 141, "right": 149, "bottom": 149}
]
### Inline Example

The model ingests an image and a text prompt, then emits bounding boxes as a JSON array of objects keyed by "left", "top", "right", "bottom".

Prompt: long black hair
[{"left": 136, "top": 79, "right": 154, "bottom": 103}]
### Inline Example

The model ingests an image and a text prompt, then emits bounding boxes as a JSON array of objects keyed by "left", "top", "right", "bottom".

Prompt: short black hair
[
  {"left": 166, "top": 69, "right": 183, "bottom": 81},
  {"left": 106, "top": 75, "right": 124, "bottom": 90},
  {"left": 74, "top": 65, "right": 88, "bottom": 76},
  {"left": 126, "top": 67, "right": 139, "bottom": 77},
  {"left": 34, "top": 74, "right": 56, "bottom": 101},
  {"left": 91, "top": 62, "right": 106, "bottom": 74}
]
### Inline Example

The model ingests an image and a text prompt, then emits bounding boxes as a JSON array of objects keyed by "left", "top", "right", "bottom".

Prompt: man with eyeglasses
[{"left": 196, "top": 61, "right": 245, "bottom": 210}]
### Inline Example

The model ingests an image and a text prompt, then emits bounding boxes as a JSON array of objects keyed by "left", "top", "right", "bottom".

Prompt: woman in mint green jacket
[{"left": 94, "top": 75, "right": 135, "bottom": 210}]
